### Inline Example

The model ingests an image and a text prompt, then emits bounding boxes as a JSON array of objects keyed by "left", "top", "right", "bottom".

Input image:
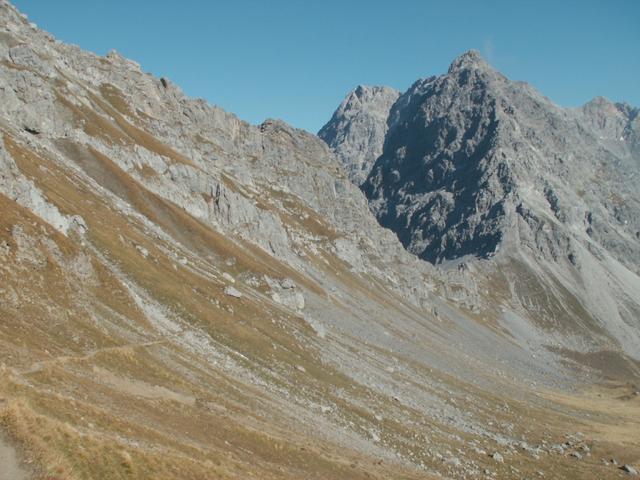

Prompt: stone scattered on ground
[
  {"left": 224, "top": 286, "right": 242, "bottom": 298},
  {"left": 490, "top": 452, "right": 504, "bottom": 463}
]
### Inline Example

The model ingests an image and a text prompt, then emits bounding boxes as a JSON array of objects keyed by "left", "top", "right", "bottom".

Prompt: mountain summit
[
  {"left": 321, "top": 49, "right": 640, "bottom": 370},
  {"left": 447, "top": 49, "right": 492, "bottom": 73},
  {"left": 318, "top": 85, "right": 400, "bottom": 186},
  {"left": 321, "top": 50, "right": 640, "bottom": 269}
]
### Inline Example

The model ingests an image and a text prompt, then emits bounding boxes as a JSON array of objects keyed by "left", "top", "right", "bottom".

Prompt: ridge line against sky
[{"left": 11, "top": 0, "right": 640, "bottom": 133}]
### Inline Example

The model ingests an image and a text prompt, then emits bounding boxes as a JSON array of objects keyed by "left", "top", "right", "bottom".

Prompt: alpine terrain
[{"left": 0, "top": 2, "right": 639, "bottom": 479}]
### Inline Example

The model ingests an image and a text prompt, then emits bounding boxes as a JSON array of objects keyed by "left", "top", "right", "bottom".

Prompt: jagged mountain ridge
[
  {"left": 321, "top": 50, "right": 640, "bottom": 269},
  {"left": 318, "top": 85, "right": 400, "bottom": 186},
  {"left": 0, "top": 3, "right": 639, "bottom": 479},
  {"left": 321, "top": 50, "right": 640, "bottom": 360}
]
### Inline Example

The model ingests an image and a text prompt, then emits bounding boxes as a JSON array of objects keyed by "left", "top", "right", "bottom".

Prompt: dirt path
[{"left": 0, "top": 435, "right": 29, "bottom": 480}]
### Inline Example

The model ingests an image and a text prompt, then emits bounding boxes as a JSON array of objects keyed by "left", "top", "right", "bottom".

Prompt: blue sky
[{"left": 13, "top": 0, "right": 640, "bottom": 133}]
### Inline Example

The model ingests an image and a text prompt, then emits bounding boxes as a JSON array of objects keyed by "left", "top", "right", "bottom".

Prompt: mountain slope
[
  {"left": 322, "top": 49, "right": 640, "bottom": 366},
  {"left": 1, "top": 4, "right": 640, "bottom": 480},
  {"left": 322, "top": 50, "right": 640, "bottom": 269}
]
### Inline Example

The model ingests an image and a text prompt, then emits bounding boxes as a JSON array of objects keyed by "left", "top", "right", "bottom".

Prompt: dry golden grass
[
  {"left": 0, "top": 133, "right": 436, "bottom": 479},
  {"left": 88, "top": 89, "right": 196, "bottom": 168},
  {"left": 0, "top": 197, "right": 429, "bottom": 479},
  {"left": 98, "top": 83, "right": 135, "bottom": 119}
]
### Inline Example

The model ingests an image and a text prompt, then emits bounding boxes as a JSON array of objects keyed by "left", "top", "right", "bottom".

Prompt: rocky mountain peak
[
  {"left": 447, "top": 49, "right": 491, "bottom": 74},
  {"left": 582, "top": 96, "right": 624, "bottom": 119},
  {"left": 350, "top": 84, "right": 397, "bottom": 103},
  {"left": 324, "top": 50, "right": 640, "bottom": 274},
  {"left": 318, "top": 84, "right": 399, "bottom": 185}
]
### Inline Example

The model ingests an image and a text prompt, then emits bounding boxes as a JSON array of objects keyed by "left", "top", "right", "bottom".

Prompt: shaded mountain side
[{"left": 363, "top": 66, "right": 510, "bottom": 263}]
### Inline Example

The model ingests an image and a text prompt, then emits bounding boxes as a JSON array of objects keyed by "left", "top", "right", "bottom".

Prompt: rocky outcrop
[{"left": 319, "top": 85, "right": 399, "bottom": 186}]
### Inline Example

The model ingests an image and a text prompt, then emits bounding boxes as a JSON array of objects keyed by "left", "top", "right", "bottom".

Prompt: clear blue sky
[{"left": 12, "top": 0, "right": 640, "bottom": 133}]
